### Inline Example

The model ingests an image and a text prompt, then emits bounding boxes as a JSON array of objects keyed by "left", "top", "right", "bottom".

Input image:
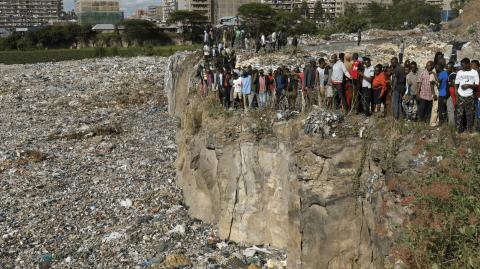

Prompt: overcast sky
[{"left": 63, "top": 0, "right": 162, "bottom": 16}]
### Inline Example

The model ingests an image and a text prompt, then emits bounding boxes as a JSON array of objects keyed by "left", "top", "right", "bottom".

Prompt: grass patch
[
  {"left": 392, "top": 132, "right": 480, "bottom": 268},
  {"left": 205, "top": 97, "right": 234, "bottom": 119},
  {"left": 249, "top": 109, "right": 274, "bottom": 141},
  {"left": 0, "top": 45, "right": 200, "bottom": 65}
]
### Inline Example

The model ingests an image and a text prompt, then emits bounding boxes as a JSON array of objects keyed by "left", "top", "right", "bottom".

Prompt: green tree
[
  {"left": 299, "top": 0, "right": 310, "bottom": 19},
  {"left": 313, "top": 1, "right": 324, "bottom": 21},
  {"left": 334, "top": 4, "right": 367, "bottom": 33},
  {"left": 168, "top": 10, "right": 208, "bottom": 42},
  {"left": 120, "top": 19, "right": 171, "bottom": 46},
  {"left": 78, "top": 24, "right": 96, "bottom": 47},
  {"left": 274, "top": 11, "right": 302, "bottom": 32},
  {"left": 238, "top": 3, "right": 276, "bottom": 36},
  {"left": 292, "top": 19, "right": 317, "bottom": 35},
  {"left": 274, "top": 10, "right": 317, "bottom": 35},
  {"left": 363, "top": 0, "right": 441, "bottom": 30},
  {"left": 364, "top": 2, "right": 389, "bottom": 28}
]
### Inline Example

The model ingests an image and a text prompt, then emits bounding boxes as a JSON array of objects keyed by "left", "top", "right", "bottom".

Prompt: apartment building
[
  {"left": 425, "top": 0, "right": 452, "bottom": 10},
  {"left": 261, "top": 0, "right": 392, "bottom": 17},
  {"left": 214, "top": 0, "right": 260, "bottom": 23},
  {"left": 178, "top": 0, "right": 214, "bottom": 23},
  {"left": 75, "top": 0, "right": 123, "bottom": 25},
  {"left": 0, "top": 0, "right": 63, "bottom": 28},
  {"left": 162, "top": 0, "right": 178, "bottom": 23},
  {"left": 147, "top": 6, "right": 163, "bottom": 21}
]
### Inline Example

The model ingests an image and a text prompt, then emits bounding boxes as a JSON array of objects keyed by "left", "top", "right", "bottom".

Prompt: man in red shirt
[{"left": 350, "top": 53, "right": 363, "bottom": 113}]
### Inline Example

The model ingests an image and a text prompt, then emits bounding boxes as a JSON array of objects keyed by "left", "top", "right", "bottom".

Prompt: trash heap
[
  {"left": 0, "top": 56, "right": 286, "bottom": 269},
  {"left": 304, "top": 108, "right": 344, "bottom": 137},
  {"left": 236, "top": 35, "right": 450, "bottom": 73}
]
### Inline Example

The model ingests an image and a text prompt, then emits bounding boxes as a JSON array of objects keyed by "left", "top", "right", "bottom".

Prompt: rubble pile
[
  {"left": 303, "top": 108, "right": 344, "bottom": 137},
  {"left": 237, "top": 36, "right": 449, "bottom": 72},
  {"left": 0, "top": 57, "right": 284, "bottom": 268}
]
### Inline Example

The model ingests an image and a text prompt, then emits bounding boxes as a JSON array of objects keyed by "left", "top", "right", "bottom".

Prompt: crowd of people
[
  {"left": 198, "top": 30, "right": 480, "bottom": 134},
  {"left": 203, "top": 26, "right": 294, "bottom": 62}
]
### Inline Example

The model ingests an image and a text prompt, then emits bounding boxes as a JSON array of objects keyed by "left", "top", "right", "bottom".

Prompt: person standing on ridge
[
  {"left": 360, "top": 57, "right": 373, "bottom": 116},
  {"left": 437, "top": 63, "right": 449, "bottom": 125},
  {"left": 455, "top": 58, "right": 479, "bottom": 133},
  {"left": 357, "top": 29, "right": 362, "bottom": 46},
  {"left": 391, "top": 57, "right": 406, "bottom": 120}
]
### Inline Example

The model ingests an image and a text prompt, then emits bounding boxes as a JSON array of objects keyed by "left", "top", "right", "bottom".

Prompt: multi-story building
[
  {"left": 0, "top": 0, "right": 63, "bottom": 28},
  {"left": 147, "top": 6, "right": 164, "bottom": 21},
  {"left": 425, "top": 0, "right": 453, "bottom": 21},
  {"left": 261, "top": 0, "right": 392, "bottom": 18},
  {"left": 213, "top": 0, "right": 260, "bottom": 23},
  {"left": 163, "top": 0, "right": 178, "bottom": 23},
  {"left": 146, "top": 1, "right": 178, "bottom": 24},
  {"left": 178, "top": 0, "right": 214, "bottom": 23},
  {"left": 130, "top": 9, "right": 148, "bottom": 20},
  {"left": 425, "top": 0, "right": 453, "bottom": 11},
  {"left": 75, "top": 0, "right": 124, "bottom": 25}
]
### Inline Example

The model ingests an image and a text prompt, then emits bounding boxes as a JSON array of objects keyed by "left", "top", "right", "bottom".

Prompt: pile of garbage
[
  {"left": 236, "top": 35, "right": 450, "bottom": 73},
  {"left": 304, "top": 108, "right": 344, "bottom": 137},
  {"left": 0, "top": 57, "right": 285, "bottom": 268}
]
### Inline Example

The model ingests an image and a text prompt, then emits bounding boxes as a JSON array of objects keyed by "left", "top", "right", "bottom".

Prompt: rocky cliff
[
  {"left": 175, "top": 103, "right": 394, "bottom": 268},
  {"left": 166, "top": 53, "right": 405, "bottom": 269}
]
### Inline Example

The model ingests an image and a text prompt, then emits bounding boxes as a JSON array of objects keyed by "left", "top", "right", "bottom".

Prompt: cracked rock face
[{"left": 176, "top": 99, "right": 388, "bottom": 268}]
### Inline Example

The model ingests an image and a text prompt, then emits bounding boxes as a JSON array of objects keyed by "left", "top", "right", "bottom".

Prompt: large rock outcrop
[
  {"left": 164, "top": 52, "right": 201, "bottom": 118},
  {"left": 166, "top": 52, "right": 396, "bottom": 268},
  {"left": 173, "top": 98, "right": 390, "bottom": 268}
]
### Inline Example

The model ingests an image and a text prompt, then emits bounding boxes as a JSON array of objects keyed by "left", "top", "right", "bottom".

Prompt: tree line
[
  {"left": 238, "top": 0, "right": 442, "bottom": 37},
  {"left": 0, "top": 20, "right": 172, "bottom": 51},
  {"left": 0, "top": 0, "right": 445, "bottom": 50}
]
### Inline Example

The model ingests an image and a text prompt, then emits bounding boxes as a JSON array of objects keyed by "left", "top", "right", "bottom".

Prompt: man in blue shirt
[
  {"left": 275, "top": 68, "right": 287, "bottom": 109},
  {"left": 275, "top": 68, "right": 286, "bottom": 96},
  {"left": 241, "top": 71, "right": 252, "bottom": 112},
  {"left": 437, "top": 63, "right": 449, "bottom": 125}
]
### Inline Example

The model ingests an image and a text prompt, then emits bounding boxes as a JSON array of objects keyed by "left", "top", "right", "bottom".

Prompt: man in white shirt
[
  {"left": 455, "top": 58, "right": 479, "bottom": 132},
  {"left": 331, "top": 53, "right": 352, "bottom": 112},
  {"left": 360, "top": 57, "right": 374, "bottom": 116},
  {"left": 232, "top": 73, "right": 243, "bottom": 108},
  {"left": 316, "top": 58, "right": 326, "bottom": 106}
]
